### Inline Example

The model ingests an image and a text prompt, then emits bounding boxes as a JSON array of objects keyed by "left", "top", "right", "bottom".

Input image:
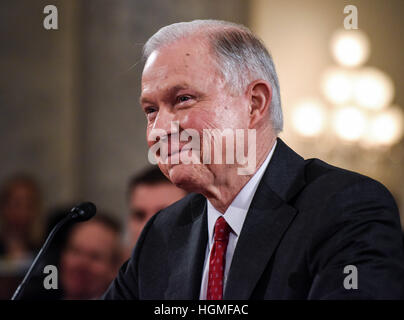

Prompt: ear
[{"left": 247, "top": 80, "right": 272, "bottom": 128}]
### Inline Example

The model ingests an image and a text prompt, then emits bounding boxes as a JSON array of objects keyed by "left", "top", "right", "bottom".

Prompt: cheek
[
  {"left": 220, "top": 100, "right": 250, "bottom": 129},
  {"left": 181, "top": 108, "right": 219, "bottom": 132},
  {"left": 61, "top": 253, "right": 76, "bottom": 272},
  {"left": 182, "top": 96, "right": 248, "bottom": 132},
  {"left": 94, "top": 260, "right": 109, "bottom": 273}
]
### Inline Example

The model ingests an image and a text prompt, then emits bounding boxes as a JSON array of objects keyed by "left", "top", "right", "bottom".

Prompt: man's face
[
  {"left": 140, "top": 38, "right": 250, "bottom": 191},
  {"left": 60, "top": 222, "right": 120, "bottom": 300},
  {"left": 128, "top": 183, "right": 185, "bottom": 246}
]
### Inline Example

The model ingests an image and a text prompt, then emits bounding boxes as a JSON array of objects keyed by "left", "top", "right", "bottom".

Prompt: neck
[{"left": 203, "top": 136, "right": 276, "bottom": 213}]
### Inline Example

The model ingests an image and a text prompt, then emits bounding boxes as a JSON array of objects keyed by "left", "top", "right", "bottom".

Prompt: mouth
[
  {"left": 167, "top": 147, "right": 191, "bottom": 157},
  {"left": 161, "top": 146, "right": 200, "bottom": 165}
]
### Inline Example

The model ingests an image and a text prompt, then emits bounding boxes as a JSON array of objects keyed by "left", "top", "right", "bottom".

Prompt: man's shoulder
[
  {"left": 299, "top": 157, "right": 396, "bottom": 209},
  {"left": 271, "top": 139, "right": 393, "bottom": 205},
  {"left": 304, "top": 157, "right": 361, "bottom": 181},
  {"left": 304, "top": 157, "right": 384, "bottom": 190}
]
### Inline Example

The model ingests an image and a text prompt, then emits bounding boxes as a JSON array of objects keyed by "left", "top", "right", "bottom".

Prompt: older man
[{"left": 103, "top": 20, "right": 404, "bottom": 299}]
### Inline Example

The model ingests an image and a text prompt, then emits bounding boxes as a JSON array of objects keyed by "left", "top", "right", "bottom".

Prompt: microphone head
[{"left": 69, "top": 202, "right": 96, "bottom": 222}]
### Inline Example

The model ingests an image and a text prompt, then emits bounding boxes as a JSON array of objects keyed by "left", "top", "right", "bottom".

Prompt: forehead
[
  {"left": 141, "top": 38, "right": 222, "bottom": 92},
  {"left": 70, "top": 222, "right": 115, "bottom": 246}
]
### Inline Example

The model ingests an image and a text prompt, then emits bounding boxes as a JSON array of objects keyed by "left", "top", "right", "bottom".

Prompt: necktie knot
[{"left": 214, "top": 216, "right": 231, "bottom": 242}]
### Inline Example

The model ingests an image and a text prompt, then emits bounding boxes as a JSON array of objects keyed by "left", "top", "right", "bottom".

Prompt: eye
[
  {"left": 177, "top": 95, "right": 193, "bottom": 103},
  {"left": 144, "top": 106, "right": 158, "bottom": 119},
  {"left": 144, "top": 106, "right": 157, "bottom": 114},
  {"left": 144, "top": 106, "right": 158, "bottom": 122}
]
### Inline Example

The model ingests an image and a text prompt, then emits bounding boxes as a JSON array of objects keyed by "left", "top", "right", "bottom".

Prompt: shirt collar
[{"left": 206, "top": 140, "right": 277, "bottom": 246}]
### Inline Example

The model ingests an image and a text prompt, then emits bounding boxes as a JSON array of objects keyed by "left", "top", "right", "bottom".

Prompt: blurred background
[{"left": 0, "top": 0, "right": 403, "bottom": 299}]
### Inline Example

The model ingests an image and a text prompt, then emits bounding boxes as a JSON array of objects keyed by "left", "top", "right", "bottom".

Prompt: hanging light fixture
[
  {"left": 291, "top": 27, "right": 403, "bottom": 148},
  {"left": 291, "top": 99, "right": 327, "bottom": 137},
  {"left": 353, "top": 67, "right": 394, "bottom": 110},
  {"left": 333, "top": 106, "right": 367, "bottom": 142},
  {"left": 331, "top": 29, "right": 370, "bottom": 67},
  {"left": 364, "top": 106, "right": 404, "bottom": 146},
  {"left": 322, "top": 67, "right": 355, "bottom": 105}
]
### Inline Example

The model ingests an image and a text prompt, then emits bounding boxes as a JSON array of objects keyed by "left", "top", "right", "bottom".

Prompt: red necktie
[{"left": 206, "top": 216, "right": 231, "bottom": 300}]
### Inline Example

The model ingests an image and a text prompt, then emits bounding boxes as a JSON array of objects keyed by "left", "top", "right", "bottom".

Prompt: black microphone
[
  {"left": 68, "top": 202, "right": 96, "bottom": 222},
  {"left": 11, "top": 202, "right": 97, "bottom": 300}
]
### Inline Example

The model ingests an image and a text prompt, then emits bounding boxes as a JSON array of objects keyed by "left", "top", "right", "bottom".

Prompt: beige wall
[{"left": 0, "top": 0, "right": 80, "bottom": 209}]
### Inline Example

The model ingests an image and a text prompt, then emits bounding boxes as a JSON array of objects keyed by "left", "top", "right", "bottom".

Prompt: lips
[
  {"left": 168, "top": 146, "right": 191, "bottom": 157},
  {"left": 159, "top": 144, "right": 199, "bottom": 164}
]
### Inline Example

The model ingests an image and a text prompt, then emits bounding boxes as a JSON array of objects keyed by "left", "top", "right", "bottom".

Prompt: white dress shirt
[{"left": 199, "top": 141, "right": 277, "bottom": 299}]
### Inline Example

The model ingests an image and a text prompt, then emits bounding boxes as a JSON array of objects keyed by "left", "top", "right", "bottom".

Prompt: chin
[{"left": 168, "top": 164, "right": 203, "bottom": 193}]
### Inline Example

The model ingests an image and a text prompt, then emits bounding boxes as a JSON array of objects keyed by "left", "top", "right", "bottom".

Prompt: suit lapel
[
  {"left": 224, "top": 138, "right": 306, "bottom": 299},
  {"left": 223, "top": 183, "right": 298, "bottom": 299},
  {"left": 165, "top": 194, "right": 208, "bottom": 299}
]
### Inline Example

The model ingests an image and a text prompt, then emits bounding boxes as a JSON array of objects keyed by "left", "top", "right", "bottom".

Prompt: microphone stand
[
  {"left": 11, "top": 202, "right": 96, "bottom": 300},
  {"left": 11, "top": 215, "right": 71, "bottom": 300}
]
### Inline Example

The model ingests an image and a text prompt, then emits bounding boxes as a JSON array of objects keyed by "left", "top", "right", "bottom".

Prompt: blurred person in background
[
  {"left": 125, "top": 167, "right": 186, "bottom": 254},
  {"left": 59, "top": 214, "right": 123, "bottom": 300},
  {"left": 0, "top": 174, "right": 43, "bottom": 268}
]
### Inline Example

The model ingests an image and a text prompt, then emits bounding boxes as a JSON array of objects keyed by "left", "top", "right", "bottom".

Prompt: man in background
[
  {"left": 0, "top": 173, "right": 43, "bottom": 299},
  {"left": 125, "top": 166, "right": 186, "bottom": 252},
  {"left": 60, "top": 214, "right": 123, "bottom": 300},
  {"left": 0, "top": 174, "right": 42, "bottom": 263}
]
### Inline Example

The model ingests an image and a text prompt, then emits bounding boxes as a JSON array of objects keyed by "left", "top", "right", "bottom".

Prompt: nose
[{"left": 147, "top": 107, "right": 179, "bottom": 143}]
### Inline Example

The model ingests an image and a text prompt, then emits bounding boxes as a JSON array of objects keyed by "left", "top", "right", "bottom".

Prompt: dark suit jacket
[{"left": 103, "top": 138, "right": 404, "bottom": 299}]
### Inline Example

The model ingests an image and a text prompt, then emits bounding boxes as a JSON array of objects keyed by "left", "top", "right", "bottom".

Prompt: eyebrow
[{"left": 139, "top": 84, "right": 192, "bottom": 106}]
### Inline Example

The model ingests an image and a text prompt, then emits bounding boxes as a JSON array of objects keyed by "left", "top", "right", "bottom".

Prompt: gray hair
[{"left": 143, "top": 19, "right": 283, "bottom": 134}]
